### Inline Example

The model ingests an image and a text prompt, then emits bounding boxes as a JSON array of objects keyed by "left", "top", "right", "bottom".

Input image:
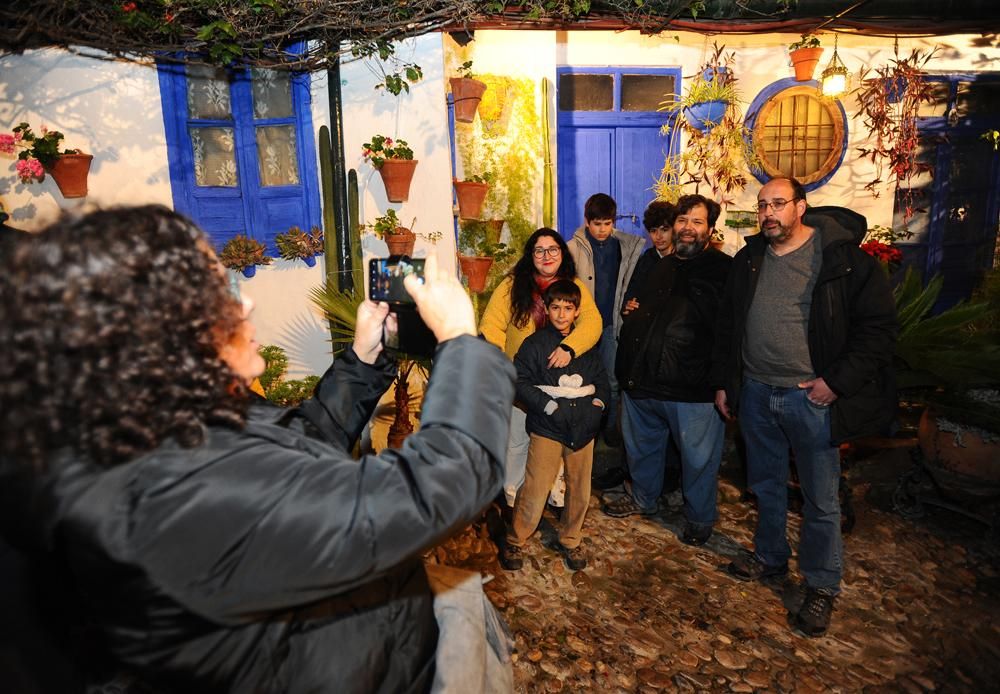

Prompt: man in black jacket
[
  {"left": 606, "top": 195, "right": 732, "bottom": 548},
  {"left": 712, "top": 176, "right": 897, "bottom": 637}
]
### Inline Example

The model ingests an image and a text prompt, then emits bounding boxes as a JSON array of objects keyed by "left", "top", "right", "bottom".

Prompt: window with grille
[{"left": 748, "top": 83, "right": 847, "bottom": 188}]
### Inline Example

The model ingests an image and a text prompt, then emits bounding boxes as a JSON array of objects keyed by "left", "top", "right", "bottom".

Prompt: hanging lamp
[{"left": 820, "top": 34, "right": 850, "bottom": 98}]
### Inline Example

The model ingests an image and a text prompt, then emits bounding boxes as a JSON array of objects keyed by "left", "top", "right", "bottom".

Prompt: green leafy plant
[
  {"left": 219, "top": 234, "right": 272, "bottom": 272},
  {"left": 257, "top": 344, "right": 320, "bottom": 406},
  {"left": 1, "top": 122, "right": 81, "bottom": 183},
  {"left": 309, "top": 269, "right": 363, "bottom": 356},
  {"left": 724, "top": 209, "right": 757, "bottom": 230},
  {"left": 351, "top": 39, "right": 423, "bottom": 96},
  {"left": 456, "top": 60, "right": 475, "bottom": 79},
  {"left": 458, "top": 219, "right": 516, "bottom": 263},
  {"left": 461, "top": 171, "right": 495, "bottom": 184},
  {"left": 274, "top": 225, "right": 324, "bottom": 261},
  {"left": 367, "top": 209, "right": 441, "bottom": 243},
  {"left": 788, "top": 34, "right": 821, "bottom": 51},
  {"left": 361, "top": 135, "right": 414, "bottom": 168}
]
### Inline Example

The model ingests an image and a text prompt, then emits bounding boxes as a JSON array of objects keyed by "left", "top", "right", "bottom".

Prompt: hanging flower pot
[
  {"left": 385, "top": 228, "right": 416, "bottom": 257},
  {"left": 683, "top": 100, "right": 728, "bottom": 133},
  {"left": 45, "top": 152, "right": 94, "bottom": 198},
  {"left": 790, "top": 47, "right": 824, "bottom": 82},
  {"left": 377, "top": 159, "right": 418, "bottom": 203},
  {"left": 454, "top": 179, "right": 489, "bottom": 219},
  {"left": 449, "top": 77, "right": 488, "bottom": 123},
  {"left": 458, "top": 255, "right": 494, "bottom": 293},
  {"left": 241, "top": 265, "right": 257, "bottom": 279},
  {"left": 303, "top": 254, "right": 317, "bottom": 267}
]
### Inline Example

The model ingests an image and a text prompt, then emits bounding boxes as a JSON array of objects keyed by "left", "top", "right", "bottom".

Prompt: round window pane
[{"left": 750, "top": 85, "right": 846, "bottom": 187}]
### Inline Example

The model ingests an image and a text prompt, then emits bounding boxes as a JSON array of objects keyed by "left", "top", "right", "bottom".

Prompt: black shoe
[
  {"left": 557, "top": 543, "right": 587, "bottom": 571},
  {"left": 602, "top": 494, "right": 659, "bottom": 518},
  {"left": 498, "top": 543, "right": 524, "bottom": 571},
  {"left": 681, "top": 523, "right": 713, "bottom": 547},
  {"left": 726, "top": 551, "right": 788, "bottom": 582},
  {"left": 795, "top": 588, "right": 835, "bottom": 636},
  {"left": 592, "top": 466, "right": 627, "bottom": 491}
]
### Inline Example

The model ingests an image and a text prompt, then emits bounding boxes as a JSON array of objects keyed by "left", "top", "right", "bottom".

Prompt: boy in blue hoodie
[{"left": 499, "top": 280, "right": 610, "bottom": 571}]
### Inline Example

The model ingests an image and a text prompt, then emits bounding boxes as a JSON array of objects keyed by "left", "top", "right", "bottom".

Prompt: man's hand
[
  {"left": 404, "top": 254, "right": 476, "bottom": 342},
  {"left": 622, "top": 298, "right": 640, "bottom": 315},
  {"left": 547, "top": 347, "right": 571, "bottom": 368},
  {"left": 714, "top": 389, "right": 733, "bottom": 420},
  {"left": 798, "top": 377, "right": 838, "bottom": 406},
  {"left": 353, "top": 300, "right": 391, "bottom": 365}
]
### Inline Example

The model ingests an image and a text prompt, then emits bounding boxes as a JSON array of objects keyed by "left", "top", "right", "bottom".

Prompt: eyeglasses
[
  {"left": 532, "top": 246, "right": 562, "bottom": 258},
  {"left": 756, "top": 198, "right": 800, "bottom": 213}
]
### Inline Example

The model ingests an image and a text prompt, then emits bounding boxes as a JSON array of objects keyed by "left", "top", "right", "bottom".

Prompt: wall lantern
[{"left": 820, "top": 34, "right": 850, "bottom": 98}]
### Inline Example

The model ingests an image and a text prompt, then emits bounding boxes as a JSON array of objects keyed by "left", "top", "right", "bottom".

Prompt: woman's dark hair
[
  {"left": 508, "top": 228, "right": 576, "bottom": 329},
  {"left": 0, "top": 205, "right": 248, "bottom": 469}
]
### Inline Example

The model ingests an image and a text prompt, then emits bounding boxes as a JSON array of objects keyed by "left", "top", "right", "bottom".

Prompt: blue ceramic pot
[
  {"left": 303, "top": 254, "right": 317, "bottom": 267},
  {"left": 684, "top": 100, "right": 728, "bottom": 132},
  {"left": 241, "top": 265, "right": 256, "bottom": 278}
]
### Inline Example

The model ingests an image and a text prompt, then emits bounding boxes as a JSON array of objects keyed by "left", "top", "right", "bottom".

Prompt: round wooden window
[{"left": 751, "top": 86, "right": 846, "bottom": 186}]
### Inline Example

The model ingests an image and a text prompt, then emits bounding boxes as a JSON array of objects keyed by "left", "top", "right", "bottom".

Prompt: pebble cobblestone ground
[{"left": 428, "top": 446, "right": 1000, "bottom": 692}]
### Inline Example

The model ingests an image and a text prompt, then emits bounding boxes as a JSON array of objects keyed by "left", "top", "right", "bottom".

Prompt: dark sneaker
[
  {"left": 602, "top": 494, "right": 658, "bottom": 518},
  {"left": 681, "top": 523, "right": 713, "bottom": 547},
  {"left": 498, "top": 543, "right": 524, "bottom": 571},
  {"left": 795, "top": 588, "right": 835, "bottom": 636},
  {"left": 559, "top": 544, "right": 587, "bottom": 571},
  {"left": 726, "top": 551, "right": 789, "bottom": 582},
  {"left": 592, "top": 466, "right": 627, "bottom": 490}
]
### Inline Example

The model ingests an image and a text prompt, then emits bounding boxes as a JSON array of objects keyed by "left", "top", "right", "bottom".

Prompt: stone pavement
[{"left": 427, "top": 445, "right": 1000, "bottom": 693}]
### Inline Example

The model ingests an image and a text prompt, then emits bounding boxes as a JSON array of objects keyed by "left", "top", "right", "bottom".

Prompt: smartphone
[{"left": 368, "top": 256, "right": 425, "bottom": 306}]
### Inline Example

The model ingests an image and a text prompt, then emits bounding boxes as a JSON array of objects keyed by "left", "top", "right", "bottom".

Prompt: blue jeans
[
  {"left": 621, "top": 393, "right": 724, "bottom": 527},
  {"left": 597, "top": 324, "right": 619, "bottom": 431},
  {"left": 739, "top": 378, "right": 843, "bottom": 592}
]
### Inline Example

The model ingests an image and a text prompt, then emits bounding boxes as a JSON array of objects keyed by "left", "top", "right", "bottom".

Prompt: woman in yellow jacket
[{"left": 480, "top": 228, "right": 603, "bottom": 506}]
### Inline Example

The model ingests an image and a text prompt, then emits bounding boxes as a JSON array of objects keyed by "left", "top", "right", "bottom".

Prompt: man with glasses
[
  {"left": 606, "top": 195, "right": 731, "bottom": 550},
  {"left": 712, "top": 176, "right": 897, "bottom": 637}
]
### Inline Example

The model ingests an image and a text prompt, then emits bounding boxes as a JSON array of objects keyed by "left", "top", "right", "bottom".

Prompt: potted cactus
[
  {"left": 219, "top": 234, "right": 273, "bottom": 278},
  {"left": 275, "top": 225, "right": 324, "bottom": 267}
]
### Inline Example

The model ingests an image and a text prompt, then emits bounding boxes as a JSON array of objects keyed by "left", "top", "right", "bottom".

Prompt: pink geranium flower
[
  {"left": 0, "top": 134, "right": 15, "bottom": 155},
  {"left": 16, "top": 157, "right": 44, "bottom": 183}
]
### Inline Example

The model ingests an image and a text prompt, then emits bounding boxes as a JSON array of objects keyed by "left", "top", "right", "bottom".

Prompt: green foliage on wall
[
  {"left": 456, "top": 74, "right": 542, "bottom": 291},
  {"left": 257, "top": 344, "right": 320, "bottom": 406}
]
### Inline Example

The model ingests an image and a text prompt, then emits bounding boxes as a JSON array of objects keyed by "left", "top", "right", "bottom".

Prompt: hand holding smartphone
[{"left": 368, "top": 256, "right": 436, "bottom": 357}]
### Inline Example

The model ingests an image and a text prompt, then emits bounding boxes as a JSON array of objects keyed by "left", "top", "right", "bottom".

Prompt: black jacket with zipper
[
  {"left": 710, "top": 207, "right": 898, "bottom": 444},
  {"left": 513, "top": 324, "right": 611, "bottom": 451},
  {"left": 617, "top": 247, "right": 732, "bottom": 403}
]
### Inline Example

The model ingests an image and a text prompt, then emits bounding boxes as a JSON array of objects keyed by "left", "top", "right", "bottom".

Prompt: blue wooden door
[{"left": 556, "top": 67, "right": 679, "bottom": 241}]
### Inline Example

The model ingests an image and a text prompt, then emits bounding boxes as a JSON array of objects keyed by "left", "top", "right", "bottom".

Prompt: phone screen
[{"left": 368, "top": 256, "right": 425, "bottom": 305}]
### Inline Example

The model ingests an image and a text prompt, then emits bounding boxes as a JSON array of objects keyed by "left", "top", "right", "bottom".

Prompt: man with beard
[
  {"left": 712, "top": 176, "right": 896, "bottom": 637},
  {"left": 605, "top": 195, "right": 731, "bottom": 549}
]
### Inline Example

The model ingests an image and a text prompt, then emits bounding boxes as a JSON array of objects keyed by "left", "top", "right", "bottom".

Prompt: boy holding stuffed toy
[{"left": 499, "top": 279, "right": 610, "bottom": 572}]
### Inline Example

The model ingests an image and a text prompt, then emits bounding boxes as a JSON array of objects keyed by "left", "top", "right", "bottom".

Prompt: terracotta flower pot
[
  {"left": 377, "top": 159, "right": 418, "bottom": 203},
  {"left": 449, "top": 77, "right": 487, "bottom": 123},
  {"left": 45, "top": 152, "right": 94, "bottom": 198},
  {"left": 458, "top": 255, "right": 494, "bottom": 293},
  {"left": 384, "top": 228, "right": 416, "bottom": 257},
  {"left": 918, "top": 408, "right": 1000, "bottom": 504},
  {"left": 485, "top": 219, "right": 504, "bottom": 246},
  {"left": 454, "top": 180, "right": 489, "bottom": 220},
  {"left": 790, "top": 47, "right": 824, "bottom": 82}
]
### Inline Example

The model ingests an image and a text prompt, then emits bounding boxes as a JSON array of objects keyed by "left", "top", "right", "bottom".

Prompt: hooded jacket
[
  {"left": 0, "top": 336, "right": 515, "bottom": 694},
  {"left": 568, "top": 227, "right": 646, "bottom": 338},
  {"left": 710, "top": 207, "right": 898, "bottom": 444}
]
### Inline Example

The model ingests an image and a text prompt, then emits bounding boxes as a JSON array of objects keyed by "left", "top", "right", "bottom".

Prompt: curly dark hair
[
  {"left": 508, "top": 228, "right": 576, "bottom": 329},
  {"left": 0, "top": 205, "right": 248, "bottom": 469}
]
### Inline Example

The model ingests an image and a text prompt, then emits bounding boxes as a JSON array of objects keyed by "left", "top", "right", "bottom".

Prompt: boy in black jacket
[{"left": 500, "top": 280, "right": 610, "bottom": 572}]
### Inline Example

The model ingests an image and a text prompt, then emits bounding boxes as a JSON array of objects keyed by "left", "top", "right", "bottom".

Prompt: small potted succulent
[
  {"left": 275, "top": 225, "right": 324, "bottom": 267},
  {"left": 449, "top": 60, "right": 488, "bottom": 123},
  {"left": 368, "top": 209, "right": 441, "bottom": 256},
  {"left": 454, "top": 171, "right": 494, "bottom": 220},
  {"left": 788, "top": 35, "right": 823, "bottom": 82},
  {"left": 0, "top": 122, "right": 93, "bottom": 197},
  {"left": 362, "top": 134, "right": 417, "bottom": 203},
  {"left": 219, "top": 234, "right": 273, "bottom": 278}
]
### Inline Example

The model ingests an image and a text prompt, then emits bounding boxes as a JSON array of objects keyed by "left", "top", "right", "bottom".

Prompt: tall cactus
[
  {"left": 348, "top": 169, "right": 361, "bottom": 283},
  {"left": 318, "top": 125, "right": 339, "bottom": 287}
]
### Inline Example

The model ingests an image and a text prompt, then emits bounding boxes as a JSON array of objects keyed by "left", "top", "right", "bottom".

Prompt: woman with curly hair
[
  {"left": 479, "top": 228, "right": 602, "bottom": 506},
  {"left": 0, "top": 205, "right": 515, "bottom": 692}
]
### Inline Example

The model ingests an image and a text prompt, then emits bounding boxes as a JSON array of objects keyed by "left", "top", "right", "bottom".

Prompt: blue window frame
[{"left": 156, "top": 54, "right": 321, "bottom": 254}]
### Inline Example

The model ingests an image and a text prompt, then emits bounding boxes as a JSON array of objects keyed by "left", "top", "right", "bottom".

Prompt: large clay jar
[
  {"left": 917, "top": 407, "right": 1000, "bottom": 504},
  {"left": 377, "top": 159, "right": 418, "bottom": 203},
  {"left": 46, "top": 152, "right": 94, "bottom": 198},
  {"left": 449, "top": 77, "right": 487, "bottom": 123},
  {"left": 790, "top": 47, "right": 824, "bottom": 81},
  {"left": 384, "top": 228, "right": 416, "bottom": 257},
  {"left": 458, "top": 255, "right": 494, "bottom": 293}
]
